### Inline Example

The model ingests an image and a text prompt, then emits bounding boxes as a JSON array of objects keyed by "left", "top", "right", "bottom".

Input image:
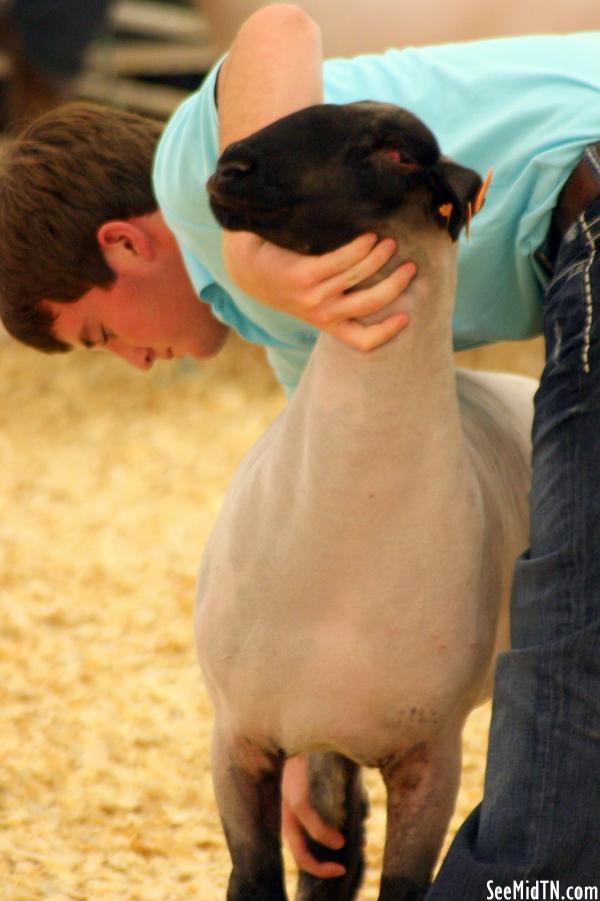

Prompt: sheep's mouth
[
  {"left": 208, "top": 187, "right": 294, "bottom": 234},
  {"left": 207, "top": 182, "right": 264, "bottom": 211},
  {"left": 207, "top": 176, "right": 291, "bottom": 212}
]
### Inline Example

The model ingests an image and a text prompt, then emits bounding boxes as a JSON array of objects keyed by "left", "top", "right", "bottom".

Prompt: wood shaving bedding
[{"left": 0, "top": 334, "right": 543, "bottom": 899}]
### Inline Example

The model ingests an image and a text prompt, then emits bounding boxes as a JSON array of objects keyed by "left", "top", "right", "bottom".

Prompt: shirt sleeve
[
  {"left": 152, "top": 58, "right": 318, "bottom": 390},
  {"left": 152, "top": 58, "right": 224, "bottom": 298}
]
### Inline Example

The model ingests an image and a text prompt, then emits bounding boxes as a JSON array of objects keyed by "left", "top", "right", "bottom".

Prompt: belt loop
[
  {"left": 552, "top": 141, "right": 600, "bottom": 243},
  {"left": 584, "top": 143, "right": 600, "bottom": 182}
]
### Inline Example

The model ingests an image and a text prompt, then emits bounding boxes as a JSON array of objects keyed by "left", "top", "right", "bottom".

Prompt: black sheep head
[{"left": 207, "top": 101, "right": 483, "bottom": 255}]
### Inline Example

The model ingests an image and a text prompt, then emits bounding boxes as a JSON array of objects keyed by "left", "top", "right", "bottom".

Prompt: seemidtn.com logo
[{"left": 486, "top": 881, "right": 599, "bottom": 901}]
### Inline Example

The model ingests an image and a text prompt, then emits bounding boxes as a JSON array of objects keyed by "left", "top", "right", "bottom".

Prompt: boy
[{"left": 2, "top": 4, "right": 600, "bottom": 894}]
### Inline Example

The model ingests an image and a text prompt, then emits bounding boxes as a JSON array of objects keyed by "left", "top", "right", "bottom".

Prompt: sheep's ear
[{"left": 429, "top": 160, "right": 484, "bottom": 240}]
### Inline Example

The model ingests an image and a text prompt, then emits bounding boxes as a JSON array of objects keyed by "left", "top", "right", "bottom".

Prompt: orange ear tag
[
  {"left": 465, "top": 202, "right": 472, "bottom": 240},
  {"left": 466, "top": 168, "right": 492, "bottom": 239},
  {"left": 438, "top": 202, "right": 453, "bottom": 223},
  {"left": 473, "top": 168, "right": 493, "bottom": 214}
]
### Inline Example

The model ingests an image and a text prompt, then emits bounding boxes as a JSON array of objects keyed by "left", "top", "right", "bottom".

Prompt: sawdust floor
[{"left": 0, "top": 332, "right": 544, "bottom": 900}]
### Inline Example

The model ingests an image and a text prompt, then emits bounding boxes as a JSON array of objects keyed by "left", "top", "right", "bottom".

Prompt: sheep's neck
[
  {"left": 304, "top": 224, "right": 460, "bottom": 428},
  {"left": 275, "top": 227, "right": 467, "bottom": 521},
  {"left": 355, "top": 220, "right": 458, "bottom": 331},
  {"left": 275, "top": 223, "right": 473, "bottom": 549}
]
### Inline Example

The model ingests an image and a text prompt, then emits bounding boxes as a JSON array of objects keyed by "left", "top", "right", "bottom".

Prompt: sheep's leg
[
  {"left": 211, "top": 725, "right": 287, "bottom": 901},
  {"left": 296, "top": 752, "right": 368, "bottom": 901},
  {"left": 377, "top": 732, "right": 462, "bottom": 901}
]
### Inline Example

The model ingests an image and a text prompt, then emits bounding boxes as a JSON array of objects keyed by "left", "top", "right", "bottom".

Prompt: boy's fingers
[
  {"left": 319, "top": 261, "right": 416, "bottom": 324},
  {"left": 311, "top": 233, "right": 380, "bottom": 280},
  {"left": 335, "top": 238, "right": 398, "bottom": 292},
  {"left": 331, "top": 312, "right": 409, "bottom": 352},
  {"left": 292, "top": 805, "right": 346, "bottom": 850},
  {"left": 282, "top": 806, "right": 346, "bottom": 879}
]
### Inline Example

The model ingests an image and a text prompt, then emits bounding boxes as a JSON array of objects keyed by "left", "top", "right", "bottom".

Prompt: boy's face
[{"left": 44, "top": 222, "right": 228, "bottom": 370}]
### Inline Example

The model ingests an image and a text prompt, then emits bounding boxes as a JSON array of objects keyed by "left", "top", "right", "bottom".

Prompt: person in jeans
[{"left": 426, "top": 147, "right": 600, "bottom": 896}]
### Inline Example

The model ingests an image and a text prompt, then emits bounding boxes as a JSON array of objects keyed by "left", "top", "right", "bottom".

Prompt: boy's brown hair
[{"left": 0, "top": 102, "right": 163, "bottom": 352}]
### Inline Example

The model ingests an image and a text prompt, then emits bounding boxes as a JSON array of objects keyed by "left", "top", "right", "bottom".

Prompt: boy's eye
[{"left": 82, "top": 327, "right": 112, "bottom": 350}]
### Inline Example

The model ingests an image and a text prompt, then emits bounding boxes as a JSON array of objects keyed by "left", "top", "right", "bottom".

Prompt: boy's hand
[
  {"left": 222, "top": 231, "right": 416, "bottom": 352},
  {"left": 281, "top": 756, "right": 346, "bottom": 879}
]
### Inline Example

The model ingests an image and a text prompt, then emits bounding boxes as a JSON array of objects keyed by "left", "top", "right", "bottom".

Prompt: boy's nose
[{"left": 108, "top": 343, "right": 155, "bottom": 371}]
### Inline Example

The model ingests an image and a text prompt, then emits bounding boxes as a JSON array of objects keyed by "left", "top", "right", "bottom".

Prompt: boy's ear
[{"left": 96, "top": 220, "right": 155, "bottom": 269}]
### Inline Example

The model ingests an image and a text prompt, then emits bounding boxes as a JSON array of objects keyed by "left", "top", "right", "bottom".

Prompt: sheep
[{"left": 197, "top": 101, "right": 536, "bottom": 901}]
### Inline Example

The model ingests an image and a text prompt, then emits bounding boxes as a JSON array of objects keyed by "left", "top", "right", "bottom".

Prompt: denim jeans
[{"left": 428, "top": 171, "right": 600, "bottom": 897}]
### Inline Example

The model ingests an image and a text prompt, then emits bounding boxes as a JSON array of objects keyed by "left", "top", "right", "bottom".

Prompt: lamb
[{"left": 197, "top": 101, "right": 536, "bottom": 901}]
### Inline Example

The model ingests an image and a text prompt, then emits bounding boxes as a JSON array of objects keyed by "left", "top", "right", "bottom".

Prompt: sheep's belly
[
  {"left": 196, "top": 597, "right": 492, "bottom": 763},
  {"left": 193, "top": 364, "right": 528, "bottom": 761}
]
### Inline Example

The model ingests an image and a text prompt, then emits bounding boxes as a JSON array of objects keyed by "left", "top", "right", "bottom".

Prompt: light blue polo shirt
[{"left": 153, "top": 33, "right": 600, "bottom": 395}]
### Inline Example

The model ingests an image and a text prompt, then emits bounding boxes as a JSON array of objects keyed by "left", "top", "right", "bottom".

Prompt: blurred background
[
  {"left": 0, "top": 0, "right": 598, "bottom": 130},
  {"left": 0, "top": 2, "right": 597, "bottom": 898}
]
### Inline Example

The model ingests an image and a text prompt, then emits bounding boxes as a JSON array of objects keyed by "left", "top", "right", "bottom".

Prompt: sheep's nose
[{"left": 217, "top": 155, "right": 257, "bottom": 182}]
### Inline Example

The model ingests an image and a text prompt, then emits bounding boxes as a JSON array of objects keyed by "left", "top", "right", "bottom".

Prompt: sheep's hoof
[
  {"left": 377, "top": 875, "right": 429, "bottom": 901},
  {"left": 227, "top": 869, "right": 287, "bottom": 901}
]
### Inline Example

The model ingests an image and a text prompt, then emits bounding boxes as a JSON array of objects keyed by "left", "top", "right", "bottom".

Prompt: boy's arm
[
  {"left": 215, "top": 4, "right": 414, "bottom": 352},
  {"left": 217, "top": 3, "right": 322, "bottom": 151}
]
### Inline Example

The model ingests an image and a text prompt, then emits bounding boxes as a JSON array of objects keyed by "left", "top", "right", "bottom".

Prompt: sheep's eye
[
  {"left": 349, "top": 137, "right": 418, "bottom": 170},
  {"left": 376, "top": 147, "right": 419, "bottom": 171}
]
